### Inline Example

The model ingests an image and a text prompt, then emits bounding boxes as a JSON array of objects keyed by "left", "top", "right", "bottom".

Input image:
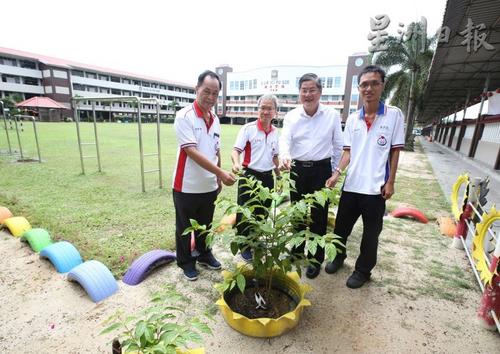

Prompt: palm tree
[
  {"left": 373, "top": 21, "right": 435, "bottom": 150},
  {"left": 168, "top": 100, "right": 179, "bottom": 118}
]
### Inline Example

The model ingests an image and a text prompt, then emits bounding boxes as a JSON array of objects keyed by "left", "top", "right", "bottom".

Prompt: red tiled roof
[
  {"left": 16, "top": 96, "right": 67, "bottom": 109},
  {"left": 0, "top": 46, "right": 193, "bottom": 88}
]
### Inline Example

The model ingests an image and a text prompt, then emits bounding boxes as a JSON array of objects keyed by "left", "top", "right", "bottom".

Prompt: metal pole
[
  {"left": 0, "top": 101, "right": 12, "bottom": 154},
  {"left": 92, "top": 102, "right": 102, "bottom": 172},
  {"left": 74, "top": 101, "right": 85, "bottom": 175},
  {"left": 156, "top": 102, "right": 163, "bottom": 189},
  {"left": 137, "top": 99, "right": 146, "bottom": 193},
  {"left": 30, "top": 117, "right": 41, "bottom": 163},
  {"left": 13, "top": 115, "right": 23, "bottom": 159}
]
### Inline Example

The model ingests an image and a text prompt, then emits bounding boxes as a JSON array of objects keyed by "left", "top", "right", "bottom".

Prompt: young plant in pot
[
  {"left": 186, "top": 173, "right": 342, "bottom": 337},
  {"left": 101, "top": 284, "right": 212, "bottom": 354}
]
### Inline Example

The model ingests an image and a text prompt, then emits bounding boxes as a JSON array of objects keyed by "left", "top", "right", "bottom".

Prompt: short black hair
[
  {"left": 358, "top": 65, "right": 386, "bottom": 83},
  {"left": 197, "top": 70, "right": 222, "bottom": 90},
  {"left": 298, "top": 73, "right": 322, "bottom": 91}
]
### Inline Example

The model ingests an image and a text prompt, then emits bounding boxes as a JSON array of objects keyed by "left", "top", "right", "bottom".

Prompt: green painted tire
[{"left": 21, "top": 228, "right": 53, "bottom": 253}]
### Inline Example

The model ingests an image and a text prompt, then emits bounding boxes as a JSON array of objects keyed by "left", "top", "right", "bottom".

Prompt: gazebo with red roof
[{"left": 16, "top": 96, "right": 69, "bottom": 121}]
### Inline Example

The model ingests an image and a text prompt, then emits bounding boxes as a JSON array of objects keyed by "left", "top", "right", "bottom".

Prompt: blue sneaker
[
  {"left": 183, "top": 268, "right": 199, "bottom": 281},
  {"left": 241, "top": 249, "right": 253, "bottom": 262},
  {"left": 197, "top": 252, "right": 222, "bottom": 270}
]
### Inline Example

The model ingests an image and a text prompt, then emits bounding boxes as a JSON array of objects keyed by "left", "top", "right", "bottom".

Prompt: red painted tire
[{"left": 391, "top": 207, "right": 429, "bottom": 224}]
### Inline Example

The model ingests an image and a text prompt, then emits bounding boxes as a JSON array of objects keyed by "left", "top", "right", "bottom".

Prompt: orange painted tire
[
  {"left": 391, "top": 207, "right": 429, "bottom": 224},
  {"left": 0, "top": 207, "right": 13, "bottom": 224}
]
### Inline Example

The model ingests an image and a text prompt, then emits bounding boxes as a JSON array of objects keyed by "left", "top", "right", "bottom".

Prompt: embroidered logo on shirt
[{"left": 377, "top": 135, "right": 387, "bottom": 146}]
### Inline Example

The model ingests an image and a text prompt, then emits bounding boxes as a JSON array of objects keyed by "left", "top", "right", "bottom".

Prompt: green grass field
[{"left": 0, "top": 122, "right": 240, "bottom": 276}]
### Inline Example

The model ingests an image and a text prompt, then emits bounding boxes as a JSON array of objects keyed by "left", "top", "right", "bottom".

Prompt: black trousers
[
  {"left": 172, "top": 189, "right": 217, "bottom": 270},
  {"left": 236, "top": 168, "right": 274, "bottom": 240},
  {"left": 334, "top": 191, "right": 386, "bottom": 277},
  {"left": 290, "top": 159, "right": 331, "bottom": 264}
]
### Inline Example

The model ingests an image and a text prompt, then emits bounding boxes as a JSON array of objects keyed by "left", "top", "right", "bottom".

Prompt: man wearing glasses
[
  {"left": 231, "top": 94, "right": 281, "bottom": 262},
  {"left": 279, "top": 73, "right": 343, "bottom": 279},
  {"left": 325, "top": 65, "right": 405, "bottom": 288}
]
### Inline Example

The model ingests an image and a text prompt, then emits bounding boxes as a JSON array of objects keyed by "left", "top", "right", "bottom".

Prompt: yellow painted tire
[
  {"left": 3, "top": 216, "right": 32, "bottom": 237},
  {"left": 450, "top": 174, "right": 469, "bottom": 221},
  {"left": 472, "top": 206, "right": 500, "bottom": 286},
  {"left": 216, "top": 268, "right": 312, "bottom": 338}
]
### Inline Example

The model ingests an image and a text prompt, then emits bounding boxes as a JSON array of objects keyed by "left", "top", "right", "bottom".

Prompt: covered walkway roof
[{"left": 420, "top": 0, "right": 500, "bottom": 124}]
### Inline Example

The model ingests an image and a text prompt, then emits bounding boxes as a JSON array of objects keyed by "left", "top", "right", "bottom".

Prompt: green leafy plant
[
  {"left": 101, "top": 285, "right": 212, "bottom": 354},
  {"left": 187, "top": 172, "right": 343, "bottom": 300}
]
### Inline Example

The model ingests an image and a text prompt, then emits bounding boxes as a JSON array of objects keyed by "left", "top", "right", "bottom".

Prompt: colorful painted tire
[
  {"left": 0, "top": 206, "right": 13, "bottom": 224},
  {"left": 391, "top": 207, "right": 429, "bottom": 224},
  {"left": 21, "top": 228, "right": 53, "bottom": 252},
  {"left": 450, "top": 174, "right": 469, "bottom": 221},
  {"left": 67, "top": 260, "right": 118, "bottom": 303},
  {"left": 472, "top": 206, "right": 500, "bottom": 286},
  {"left": 39, "top": 241, "right": 83, "bottom": 273},
  {"left": 123, "top": 250, "right": 176, "bottom": 285},
  {"left": 216, "top": 267, "right": 312, "bottom": 338},
  {"left": 3, "top": 216, "right": 32, "bottom": 237}
]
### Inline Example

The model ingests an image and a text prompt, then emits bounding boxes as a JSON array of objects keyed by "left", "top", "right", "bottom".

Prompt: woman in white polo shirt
[{"left": 231, "top": 94, "right": 280, "bottom": 261}]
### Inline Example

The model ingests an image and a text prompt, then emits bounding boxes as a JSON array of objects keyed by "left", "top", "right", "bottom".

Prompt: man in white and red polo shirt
[
  {"left": 172, "top": 70, "right": 236, "bottom": 281},
  {"left": 231, "top": 94, "right": 280, "bottom": 261},
  {"left": 325, "top": 65, "right": 405, "bottom": 288}
]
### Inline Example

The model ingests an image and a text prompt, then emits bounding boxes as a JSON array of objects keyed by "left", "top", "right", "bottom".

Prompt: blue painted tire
[
  {"left": 67, "top": 260, "right": 118, "bottom": 302},
  {"left": 123, "top": 250, "right": 176, "bottom": 285},
  {"left": 39, "top": 241, "right": 83, "bottom": 273}
]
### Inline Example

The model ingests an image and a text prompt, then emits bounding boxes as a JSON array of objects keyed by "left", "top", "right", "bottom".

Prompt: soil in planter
[{"left": 225, "top": 285, "right": 298, "bottom": 319}]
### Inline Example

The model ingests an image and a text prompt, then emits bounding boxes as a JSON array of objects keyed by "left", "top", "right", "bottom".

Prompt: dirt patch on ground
[{"left": 1, "top": 148, "right": 499, "bottom": 353}]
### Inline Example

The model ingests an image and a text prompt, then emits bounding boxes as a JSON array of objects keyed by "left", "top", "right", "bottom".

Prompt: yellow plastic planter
[
  {"left": 216, "top": 268, "right": 312, "bottom": 338},
  {"left": 3, "top": 216, "right": 32, "bottom": 237}
]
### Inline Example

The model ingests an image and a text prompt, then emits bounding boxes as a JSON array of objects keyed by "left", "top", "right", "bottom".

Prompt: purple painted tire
[{"left": 122, "top": 249, "right": 176, "bottom": 285}]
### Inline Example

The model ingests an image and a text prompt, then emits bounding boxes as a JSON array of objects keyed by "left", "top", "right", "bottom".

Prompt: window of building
[
  {"left": 71, "top": 70, "right": 84, "bottom": 77},
  {"left": 168, "top": 86, "right": 174, "bottom": 90},
  {"left": 351, "top": 76, "right": 357, "bottom": 87},
  {"left": 100, "top": 87, "right": 110, "bottom": 93},
  {"left": 320, "top": 77, "right": 326, "bottom": 88},
  {"left": 334, "top": 77, "right": 341, "bottom": 88},
  {"left": 99, "top": 74, "right": 109, "bottom": 81},
  {"left": 73, "top": 83, "right": 85, "bottom": 91},
  {"left": 87, "top": 86, "right": 98, "bottom": 92},
  {"left": 20, "top": 60, "right": 37, "bottom": 69},
  {"left": 244, "top": 80, "right": 249, "bottom": 90},
  {"left": 253, "top": 79, "right": 257, "bottom": 88},
  {"left": 143, "top": 82, "right": 150, "bottom": 87},
  {"left": 0, "top": 56, "right": 16, "bottom": 66},
  {"left": 239, "top": 81, "right": 244, "bottom": 90},
  {"left": 134, "top": 80, "right": 141, "bottom": 85},
  {"left": 160, "top": 84, "right": 166, "bottom": 89},
  {"left": 122, "top": 78, "right": 131, "bottom": 84},
  {"left": 327, "top": 77, "right": 333, "bottom": 88},
  {"left": 86, "top": 72, "right": 97, "bottom": 79},
  {"left": 230, "top": 81, "right": 235, "bottom": 90},
  {"left": 2, "top": 75, "right": 20, "bottom": 84},
  {"left": 110, "top": 76, "right": 120, "bottom": 83},
  {"left": 111, "top": 89, "right": 121, "bottom": 95},
  {"left": 23, "top": 77, "right": 38, "bottom": 86}
]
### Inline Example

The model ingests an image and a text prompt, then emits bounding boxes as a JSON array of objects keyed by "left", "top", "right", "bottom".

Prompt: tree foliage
[{"left": 373, "top": 21, "right": 435, "bottom": 150}]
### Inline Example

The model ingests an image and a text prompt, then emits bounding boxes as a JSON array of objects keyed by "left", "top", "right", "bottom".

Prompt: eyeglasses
[{"left": 358, "top": 81, "right": 383, "bottom": 89}]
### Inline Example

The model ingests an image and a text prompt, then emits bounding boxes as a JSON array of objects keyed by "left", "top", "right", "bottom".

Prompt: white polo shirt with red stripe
[
  {"left": 233, "top": 119, "right": 279, "bottom": 172},
  {"left": 172, "top": 101, "right": 220, "bottom": 193},
  {"left": 343, "top": 102, "right": 405, "bottom": 195}
]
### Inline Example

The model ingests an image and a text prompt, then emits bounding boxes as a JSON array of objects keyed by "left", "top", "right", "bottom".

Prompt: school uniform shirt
[
  {"left": 343, "top": 102, "right": 405, "bottom": 195},
  {"left": 279, "top": 103, "right": 343, "bottom": 170},
  {"left": 233, "top": 119, "right": 279, "bottom": 172},
  {"left": 172, "top": 101, "right": 220, "bottom": 193}
]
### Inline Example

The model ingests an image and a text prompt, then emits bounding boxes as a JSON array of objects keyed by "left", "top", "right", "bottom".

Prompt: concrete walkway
[{"left": 419, "top": 137, "right": 500, "bottom": 209}]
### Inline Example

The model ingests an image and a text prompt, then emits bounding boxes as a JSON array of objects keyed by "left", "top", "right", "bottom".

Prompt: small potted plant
[
  {"left": 101, "top": 284, "right": 212, "bottom": 354},
  {"left": 187, "top": 173, "right": 342, "bottom": 337}
]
